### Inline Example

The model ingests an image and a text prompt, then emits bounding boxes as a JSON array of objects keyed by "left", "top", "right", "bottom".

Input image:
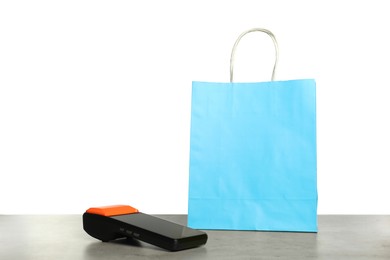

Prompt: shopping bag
[{"left": 188, "top": 28, "right": 317, "bottom": 232}]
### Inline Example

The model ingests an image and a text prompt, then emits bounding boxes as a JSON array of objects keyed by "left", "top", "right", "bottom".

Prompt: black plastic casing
[{"left": 83, "top": 212, "right": 207, "bottom": 251}]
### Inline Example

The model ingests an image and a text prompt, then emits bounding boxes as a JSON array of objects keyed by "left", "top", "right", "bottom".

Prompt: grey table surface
[{"left": 1, "top": 215, "right": 389, "bottom": 259}]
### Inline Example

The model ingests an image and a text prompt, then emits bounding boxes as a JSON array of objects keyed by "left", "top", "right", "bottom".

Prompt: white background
[{"left": 1, "top": 1, "right": 389, "bottom": 214}]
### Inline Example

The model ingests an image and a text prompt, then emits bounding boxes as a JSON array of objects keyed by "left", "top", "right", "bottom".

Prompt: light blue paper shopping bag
[{"left": 188, "top": 28, "right": 317, "bottom": 232}]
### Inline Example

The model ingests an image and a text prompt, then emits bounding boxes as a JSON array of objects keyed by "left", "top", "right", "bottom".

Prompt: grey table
[{"left": 1, "top": 215, "right": 389, "bottom": 259}]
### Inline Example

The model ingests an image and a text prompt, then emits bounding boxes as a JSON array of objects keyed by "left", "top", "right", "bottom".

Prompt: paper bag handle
[{"left": 230, "top": 28, "right": 279, "bottom": 82}]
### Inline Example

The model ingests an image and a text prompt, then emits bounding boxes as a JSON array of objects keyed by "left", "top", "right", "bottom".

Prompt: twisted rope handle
[{"left": 230, "top": 28, "right": 279, "bottom": 82}]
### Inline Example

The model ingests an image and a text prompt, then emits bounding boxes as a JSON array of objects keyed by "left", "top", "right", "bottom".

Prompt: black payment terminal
[{"left": 83, "top": 205, "right": 208, "bottom": 251}]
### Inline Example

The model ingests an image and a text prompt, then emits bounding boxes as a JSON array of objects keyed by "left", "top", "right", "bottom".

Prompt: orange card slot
[{"left": 86, "top": 205, "right": 139, "bottom": 216}]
